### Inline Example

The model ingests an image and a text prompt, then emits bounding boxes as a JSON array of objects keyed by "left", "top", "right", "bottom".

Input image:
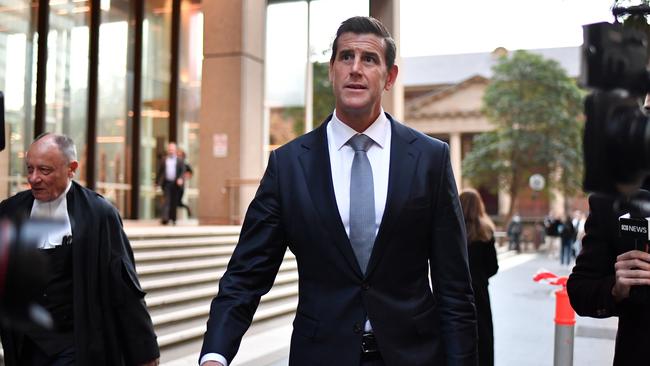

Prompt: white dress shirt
[
  {"left": 30, "top": 182, "right": 73, "bottom": 249},
  {"left": 328, "top": 109, "right": 391, "bottom": 239},
  {"left": 200, "top": 110, "right": 392, "bottom": 366},
  {"left": 165, "top": 156, "right": 178, "bottom": 181}
]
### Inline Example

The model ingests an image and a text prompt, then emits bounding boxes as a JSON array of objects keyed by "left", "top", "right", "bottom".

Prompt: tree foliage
[
  {"left": 462, "top": 50, "right": 584, "bottom": 218},
  {"left": 313, "top": 61, "right": 335, "bottom": 127}
]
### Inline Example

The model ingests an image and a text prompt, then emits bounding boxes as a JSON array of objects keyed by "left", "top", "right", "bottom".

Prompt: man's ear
[
  {"left": 68, "top": 160, "right": 79, "bottom": 177},
  {"left": 384, "top": 64, "right": 399, "bottom": 91}
]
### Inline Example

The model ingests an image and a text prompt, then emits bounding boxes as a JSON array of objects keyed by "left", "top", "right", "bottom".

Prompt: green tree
[
  {"left": 462, "top": 50, "right": 584, "bottom": 219},
  {"left": 280, "top": 62, "right": 334, "bottom": 138},
  {"left": 312, "top": 61, "right": 335, "bottom": 127}
]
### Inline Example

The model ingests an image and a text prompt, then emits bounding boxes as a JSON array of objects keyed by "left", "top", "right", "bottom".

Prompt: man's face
[
  {"left": 26, "top": 138, "right": 78, "bottom": 202},
  {"left": 329, "top": 32, "right": 398, "bottom": 126},
  {"left": 167, "top": 143, "right": 177, "bottom": 157}
]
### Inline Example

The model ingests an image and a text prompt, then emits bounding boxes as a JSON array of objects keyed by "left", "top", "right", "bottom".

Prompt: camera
[
  {"left": 581, "top": 20, "right": 650, "bottom": 197},
  {"left": 0, "top": 92, "right": 57, "bottom": 330},
  {"left": 0, "top": 219, "right": 56, "bottom": 330}
]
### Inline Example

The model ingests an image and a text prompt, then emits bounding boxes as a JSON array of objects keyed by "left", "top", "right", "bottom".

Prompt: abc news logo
[
  {"left": 619, "top": 217, "right": 650, "bottom": 240},
  {"left": 621, "top": 224, "right": 648, "bottom": 234}
]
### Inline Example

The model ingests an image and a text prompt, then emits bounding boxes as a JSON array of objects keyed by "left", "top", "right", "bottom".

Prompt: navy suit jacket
[{"left": 201, "top": 113, "right": 478, "bottom": 366}]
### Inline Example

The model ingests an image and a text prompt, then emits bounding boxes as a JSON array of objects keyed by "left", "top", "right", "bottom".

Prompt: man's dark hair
[{"left": 330, "top": 16, "right": 397, "bottom": 71}]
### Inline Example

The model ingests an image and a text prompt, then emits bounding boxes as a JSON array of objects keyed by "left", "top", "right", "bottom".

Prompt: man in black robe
[{"left": 0, "top": 133, "right": 159, "bottom": 365}]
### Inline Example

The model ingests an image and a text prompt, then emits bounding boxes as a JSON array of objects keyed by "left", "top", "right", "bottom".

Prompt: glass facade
[
  {"left": 139, "top": 0, "right": 171, "bottom": 219},
  {"left": 0, "top": 0, "right": 38, "bottom": 197},
  {"left": 46, "top": 0, "right": 89, "bottom": 185},
  {"left": 176, "top": 0, "right": 201, "bottom": 217},
  {"left": 0, "top": 0, "right": 202, "bottom": 219},
  {"left": 96, "top": 0, "right": 131, "bottom": 213},
  {"left": 265, "top": 0, "right": 369, "bottom": 150}
]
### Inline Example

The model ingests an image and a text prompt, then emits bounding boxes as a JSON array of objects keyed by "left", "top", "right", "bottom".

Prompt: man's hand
[
  {"left": 201, "top": 362, "right": 224, "bottom": 366},
  {"left": 176, "top": 178, "right": 184, "bottom": 186},
  {"left": 139, "top": 358, "right": 160, "bottom": 366},
  {"left": 612, "top": 250, "right": 650, "bottom": 301}
]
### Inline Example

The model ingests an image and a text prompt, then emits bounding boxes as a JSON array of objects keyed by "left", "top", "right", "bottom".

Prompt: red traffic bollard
[{"left": 534, "top": 271, "right": 575, "bottom": 366}]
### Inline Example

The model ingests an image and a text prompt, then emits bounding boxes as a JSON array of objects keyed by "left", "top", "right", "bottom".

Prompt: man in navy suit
[{"left": 200, "top": 16, "right": 477, "bottom": 366}]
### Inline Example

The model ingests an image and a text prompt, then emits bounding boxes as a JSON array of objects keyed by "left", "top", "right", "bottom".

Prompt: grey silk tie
[{"left": 348, "top": 134, "right": 376, "bottom": 274}]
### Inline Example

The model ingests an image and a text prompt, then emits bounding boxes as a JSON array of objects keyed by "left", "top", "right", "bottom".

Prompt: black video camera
[
  {"left": 0, "top": 219, "right": 57, "bottom": 330},
  {"left": 0, "top": 92, "right": 56, "bottom": 330},
  {"left": 581, "top": 18, "right": 650, "bottom": 197}
]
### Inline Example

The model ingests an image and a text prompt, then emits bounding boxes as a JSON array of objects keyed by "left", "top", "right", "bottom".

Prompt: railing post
[{"left": 534, "top": 271, "right": 576, "bottom": 366}]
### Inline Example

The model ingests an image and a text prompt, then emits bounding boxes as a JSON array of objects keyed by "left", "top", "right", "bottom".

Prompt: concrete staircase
[{"left": 127, "top": 225, "right": 298, "bottom": 365}]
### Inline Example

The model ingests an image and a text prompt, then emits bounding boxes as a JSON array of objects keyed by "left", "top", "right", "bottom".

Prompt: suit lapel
[
  {"left": 298, "top": 117, "right": 363, "bottom": 277},
  {"left": 366, "top": 116, "right": 420, "bottom": 277}
]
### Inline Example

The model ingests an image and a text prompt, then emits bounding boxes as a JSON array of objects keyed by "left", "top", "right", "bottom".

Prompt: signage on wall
[{"left": 213, "top": 133, "right": 228, "bottom": 158}]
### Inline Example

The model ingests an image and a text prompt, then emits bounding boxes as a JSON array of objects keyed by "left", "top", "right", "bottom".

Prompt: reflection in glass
[
  {"left": 96, "top": 0, "right": 132, "bottom": 214},
  {"left": 177, "top": 0, "right": 202, "bottom": 218},
  {"left": 265, "top": 0, "right": 369, "bottom": 150},
  {"left": 308, "top": 0, "right": 368, "bottom": 128},
  {"left": 0, "top": 0, "right": 37, "bottom": 197},
  {"left": 265, "top": 1, "right": 307, "bottom": 150},
  {"left": 140, "top": 0, "right": 171, "bottom": 219},
  {"left": 46, "top": 0, "right": 89, "bottom": 186}
]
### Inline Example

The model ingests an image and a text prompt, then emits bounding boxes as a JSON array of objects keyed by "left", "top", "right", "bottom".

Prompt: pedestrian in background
[
  {"left": 506, "top": 214, "right": 522, "bottom": 253},
  {"left": 544, "top": 212, "right": 562, "bottom": 258},
  {"left": 460, "top": 188, "right": 499, "bottom": 366},
  {"left": 177, "top": 148, "right": 193, "bottom": 218},
  {"left": 559, "top": 214, "right": 576, "bottom": 266},
  {"left": 156, "top": 142, "right": 185, "bottom": 225},
  {"left": 572, "top": 210, "right": 586, "bottom": 257}
]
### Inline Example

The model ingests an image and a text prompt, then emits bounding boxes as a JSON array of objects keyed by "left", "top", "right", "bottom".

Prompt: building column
[
  {"left": 449, "top": 132, "right": 462, "bottom": 190},
  {"left": 370, "top": 0, "right": 403, "bottom": 121},
  {"left": 198, "top": 0, "right": 266, "bottom": 224}
]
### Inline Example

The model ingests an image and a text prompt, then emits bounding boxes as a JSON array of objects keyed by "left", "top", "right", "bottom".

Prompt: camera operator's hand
[{"left": 612, "top": 250, "right": 650, "bottom": 301}]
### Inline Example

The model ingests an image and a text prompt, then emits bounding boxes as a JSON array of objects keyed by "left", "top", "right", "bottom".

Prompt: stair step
[
  {"left": 137, "top": 253, "right": 295, "bottom": 276},
  {"left": 147, "top": 282, "right": 298, "bottom": 318},
  {"left": 157, "top": 299, "right": 298, "bottom": 347},
  {"left": 141, "top": 265, "right": 298, "bottom": 292},
  {"left": 138, "top": 258, "right": 229, "bottom": 276},
  {"left": 131, "top": 235, "right": 240, "bottom": 250},
  {"left": 135, "top": 247, "right": 237, "bottom": 262},
  {"left": 125, "top": 226, "right": 241, "bottom": 240},
  {"left": 147, "top": 279, "right": 298, "bottom": 309}
]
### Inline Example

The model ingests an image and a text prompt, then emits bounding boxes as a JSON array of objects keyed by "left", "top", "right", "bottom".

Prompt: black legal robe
[{"left": 0, "top": 181, "right": 159, "bottom": 365}]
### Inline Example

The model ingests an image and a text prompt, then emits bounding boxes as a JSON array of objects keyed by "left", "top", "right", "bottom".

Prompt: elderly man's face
[
  {"left": 167, "top": 143, "right": 177, "bottom": 157},
  {"left": 26, "top": 137, "right": 78, "bottom": 202}
]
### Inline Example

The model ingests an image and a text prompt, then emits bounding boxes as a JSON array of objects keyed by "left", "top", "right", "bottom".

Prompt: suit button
[
  {"left": 353, "top": 322, "right": 362, "bottom": 334},
  {"left": 362, "top": 282, "right": 370, "bottom": 290}
]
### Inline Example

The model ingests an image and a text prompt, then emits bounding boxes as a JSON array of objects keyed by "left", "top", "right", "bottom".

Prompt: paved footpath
[
  {"left": 264, "top": 251, "right": 618, "bottom": 366},
  {"left": 492, "top": 253, "right": 616, "bottom": 366}
]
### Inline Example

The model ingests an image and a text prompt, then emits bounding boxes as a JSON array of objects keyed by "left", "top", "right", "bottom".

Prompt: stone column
[
  {"left": 370, "top": 0, "right": 403, "bottom": 121},
  {"left": 198, "top": 0, "right": 266, "bottom": 224}
]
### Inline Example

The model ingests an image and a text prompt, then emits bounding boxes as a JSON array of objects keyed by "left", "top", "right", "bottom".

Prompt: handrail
[{"left": 225, "top": 178, "right": 261, "bottom": 224}]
